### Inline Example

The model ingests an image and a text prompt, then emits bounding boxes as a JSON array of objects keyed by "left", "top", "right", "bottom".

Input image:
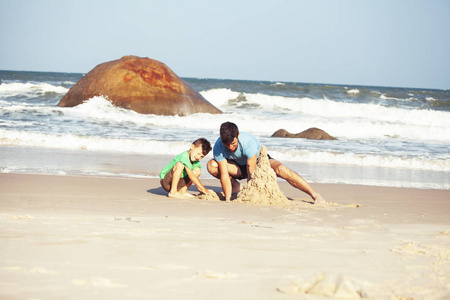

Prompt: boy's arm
[
  {"left": 184, "top": 167, "right": 209, "bottom": 194},
  {"left": 246, "top": 154, "right": 257, "bottom": 181},
  {"left": 217, "top": 160, "right": 232, "bottom": 201}
]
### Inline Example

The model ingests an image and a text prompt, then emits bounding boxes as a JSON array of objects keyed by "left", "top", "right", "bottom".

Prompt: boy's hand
[{"left": 201, "top": 189, "right": 213, "bottom": 195}]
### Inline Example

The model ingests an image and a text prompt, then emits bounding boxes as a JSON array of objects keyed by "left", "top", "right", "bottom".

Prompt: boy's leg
[
  {"left": 161, "top": 162, "right": 194, "bottom": 198},
  {"left": 169, "top": 162, "right": 184, "bottom": 195},
  {"left": 269, "top": 159, "right": 324, "bottom": 203},
  {"left": 192, "top": 167, "right": 201, "bottom": 178},
  {"left": 181, "top": 167, "right": 201, "bottom": 190}
]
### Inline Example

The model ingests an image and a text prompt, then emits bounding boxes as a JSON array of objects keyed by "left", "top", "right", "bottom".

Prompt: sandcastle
[{"left": 234, "top": 146, "right": 290, "bottom": 205}]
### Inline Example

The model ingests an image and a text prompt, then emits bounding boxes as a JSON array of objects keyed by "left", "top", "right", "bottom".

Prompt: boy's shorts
[{"left": 160, "top": 168, "right": 191, "bottom": 192}]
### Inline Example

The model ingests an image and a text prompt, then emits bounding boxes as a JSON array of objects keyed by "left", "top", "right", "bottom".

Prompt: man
[{"left": 207, "top": 122, "right": 325, "bottom": 203}]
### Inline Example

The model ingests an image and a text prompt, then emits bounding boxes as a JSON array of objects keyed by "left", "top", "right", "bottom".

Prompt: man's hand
[
  {"left": 199, "top": 189, "right": 213, "bottom": 195},
  {"left": 217, "top": 160, "right": 232, "bottom": 201},
  {"left": 246, "top": 154, "right": 257, "bottom": 181}
]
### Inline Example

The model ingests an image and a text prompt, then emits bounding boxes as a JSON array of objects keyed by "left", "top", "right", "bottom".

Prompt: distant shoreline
[{"left": 1, "top": 69, "right": 447, "bottom": 91}]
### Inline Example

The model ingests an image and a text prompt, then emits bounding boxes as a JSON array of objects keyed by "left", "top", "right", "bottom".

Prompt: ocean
[{"left": 1, "top": 70, "right": 449, "bottom": 190}]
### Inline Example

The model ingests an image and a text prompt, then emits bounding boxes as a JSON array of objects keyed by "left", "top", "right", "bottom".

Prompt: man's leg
[
  {"left": 207, "top": 159, "right": 243, "bottom": 193},
  {"left": 269, "top": 159, "right": 324, "bottom": 203}
]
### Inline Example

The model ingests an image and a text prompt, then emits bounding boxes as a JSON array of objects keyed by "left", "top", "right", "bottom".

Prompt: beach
[
  {"left": 1, "top": 173, "right": 449, "bottom": 300},
  {"left": 1, "top": 70, "right": 449, "bottom": 299},
  {"left": 2, "top": 1, "right": 449, "bottom": 298}
]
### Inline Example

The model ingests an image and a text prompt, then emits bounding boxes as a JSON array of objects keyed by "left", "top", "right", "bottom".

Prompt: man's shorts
[
  {"left": 160, "top": 168, "right": 191, "bottom": 192},
  {"left": 235, "top": 163, "right": 248, "bottom": 180},
  {"left": 231, "top": 154, "right": 273, "bottom": 180}
]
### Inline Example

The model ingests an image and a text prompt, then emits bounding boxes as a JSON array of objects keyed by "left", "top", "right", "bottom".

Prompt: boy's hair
[
  {"left": 193, "top": 138, "right": 212, "bottom": 155},
  {"left": 220, "top": 122, "right": 239, "bottom": 145}
]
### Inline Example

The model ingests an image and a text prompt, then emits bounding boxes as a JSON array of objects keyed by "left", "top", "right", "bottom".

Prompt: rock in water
[
  {"left": 235, "top": 146, "right": 290, "bottom": 205},
  {"left": 58, "top": 56, "right": 222, "bottom": 116},
  {"left": 272, "top": 128, "right": 337, "bottom": 140}
]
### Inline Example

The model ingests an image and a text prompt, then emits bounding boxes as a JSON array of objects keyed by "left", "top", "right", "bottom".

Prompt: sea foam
[
  {"left": 0, "top": 82, "right": 68, "bottom": 97},
  {"left": 0, "top": 128, "right": 189, "bottom": 156},
  {"left": 201, "top": 89, "right": 449, "bottom": 141}
]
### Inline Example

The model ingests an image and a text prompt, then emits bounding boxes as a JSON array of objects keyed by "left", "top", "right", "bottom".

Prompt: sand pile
[
  {"left": 234, "top": 146, "right": 290, "bottom": 206},
  {"left": 196, "top": 190, "right": 223, "bottom": 201},
  {"left": 277, "top": 273, "right": 368, "bottom": 298}
]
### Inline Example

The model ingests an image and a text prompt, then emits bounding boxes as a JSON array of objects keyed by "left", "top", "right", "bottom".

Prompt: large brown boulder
[
  {"left": 58, "top": 56, "right": 221, "bottom": 116},
  {"left": 272, "top": 128, "right": 337, "bottom": 140}
]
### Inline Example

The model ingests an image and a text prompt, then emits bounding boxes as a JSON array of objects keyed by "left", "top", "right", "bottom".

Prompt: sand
[
  {"left": 235, "top": 146, "right": 290, "bottom": 206},
  {"left": 1, "top": 173, "right": 449, "bottom": 300}
]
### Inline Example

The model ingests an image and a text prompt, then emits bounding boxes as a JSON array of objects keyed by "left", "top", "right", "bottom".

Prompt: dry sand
[
  {"left": 235, "top": 146, "right": 290, "bottom": 206},
  {"left": 1, "top": 173, "right": 449, "bottom": 300}
]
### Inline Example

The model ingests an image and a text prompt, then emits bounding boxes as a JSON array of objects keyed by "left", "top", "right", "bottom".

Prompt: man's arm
[
  {"left": 184, "top": 167, "right": 208, "bottom": 194},
  {"left": 246, "top": 154, "right": 257, "bottom": 181},
  {"left": 217, "top": 160, "right": 232, "bottom": 201}
]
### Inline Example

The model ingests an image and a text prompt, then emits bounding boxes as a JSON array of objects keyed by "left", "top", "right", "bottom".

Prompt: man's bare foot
[
  {"left": 313, "top": 194, "right": 326, "bottom": 204},
  {"left": 168, "top": 192, "right": 195, "bottom": 199}
]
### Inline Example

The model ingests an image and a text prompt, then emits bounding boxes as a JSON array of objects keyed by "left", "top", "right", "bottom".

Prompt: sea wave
[
  {"left": 2, "top": 95, "right": 448, "bottom": 142},
  {"left": 201, "top": 88, "right": 449, "bottom": 126},
  {"left": 200, "top": 89, "right": 450, "bottom": 141},
  {"left": 1, "top": 128, "right": 448, "bottom": 172},
  {"left": 0, "top": 82, "right": 68, "bottom": 98},
  {"left": 1, "top": 72, "right": 448, "bottom": 189},
  {"left": 270, "top": 149, "right": 450, "bottom": 172},
  {"left": 0, "top": 129, "right": 190, "bottom": 156},
  {"left": 1, "top": 82, "right": 447, "bottom": 135},
  {"left": 59, "top": 97, "right": 450, "bottom": 142},
  {"left": 346, "top": 89, "right": 360, "bottom": 94}
]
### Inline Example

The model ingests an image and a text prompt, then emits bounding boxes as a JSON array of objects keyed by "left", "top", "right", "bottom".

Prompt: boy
[{"left": 159, "top": 138, "right": 212, "bottom": 198}]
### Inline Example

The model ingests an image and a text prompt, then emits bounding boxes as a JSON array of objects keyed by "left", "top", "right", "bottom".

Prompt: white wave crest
[
  {"left": 0, "top": 129, "right": 189, "bottom": 156},
  {"left": 64, "top": 95, "right": 229, "bottom": 131},
  {"left": 1, "top": 127, "right": 447, "bottom": 172},
  {"left": 69, "top": 95, "right": 133, "bottom": 120},
  {"left": 200, "top": 88, "right": 450, "bottom": 131},
  {"left": 0, "top": 82, "right": 68, "bottom": 98},
  {"left": 55, "top": 95, "right": 449, "bottom": 143},
  {"left": 380, "top": 94, "right": 402, "bottom": 101},
  {"left": 2, "top": 95, "right": 447, "bottom": 143},
  {"left": 271, "top": 149, "right": 450, "bottom": 172},
  {"left": 201, "top": 88, "right": 241, "bottom": 107},
  {"left": 346, "top": 89, "right": 360, "bottom": 94}
]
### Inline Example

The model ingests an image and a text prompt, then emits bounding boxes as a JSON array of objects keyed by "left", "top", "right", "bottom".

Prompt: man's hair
[
  {"left": 193, "top": 138, "right": 212, "bottom": 155},
  {"left": 220, "top": 122, "right": 239, "bottom": 145}
]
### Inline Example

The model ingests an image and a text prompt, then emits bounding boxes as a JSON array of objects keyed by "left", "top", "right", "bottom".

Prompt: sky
[{"left": 1, "top": 0, "right": 449, "bottom": 89}]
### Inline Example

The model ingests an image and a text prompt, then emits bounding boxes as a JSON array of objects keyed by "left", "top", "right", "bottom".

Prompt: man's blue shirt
[{"left": 213, "top": 132, "right": 261, "bottom": 166}]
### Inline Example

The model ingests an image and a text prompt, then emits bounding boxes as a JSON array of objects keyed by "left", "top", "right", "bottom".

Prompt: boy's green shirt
[{"left": 159, "top": 151, "right": 202, "bottom": 180}]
